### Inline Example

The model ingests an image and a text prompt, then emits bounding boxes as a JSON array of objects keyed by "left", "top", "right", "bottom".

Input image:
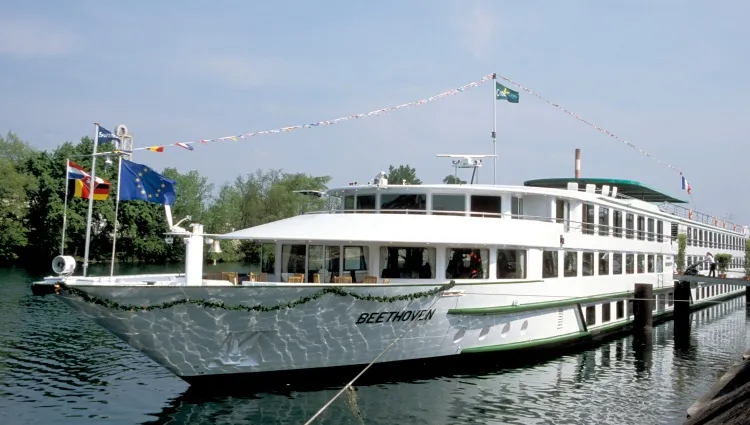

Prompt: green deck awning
[{"left": 523, "top": 178, "right": 687, "bottom": 203}]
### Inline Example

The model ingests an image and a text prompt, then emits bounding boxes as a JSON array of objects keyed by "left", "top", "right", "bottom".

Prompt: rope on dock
[{"left": 303, "top": 295, "right": 443, "bottom": 425}]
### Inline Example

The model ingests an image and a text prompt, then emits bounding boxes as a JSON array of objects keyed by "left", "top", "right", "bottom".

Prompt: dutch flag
[{"left": 67, "top": 161, "right": 89, "bottom": 180}]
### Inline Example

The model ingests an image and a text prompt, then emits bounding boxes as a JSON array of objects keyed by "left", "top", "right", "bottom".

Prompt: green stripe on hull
[
  {"left": 448, "top": 290, "right": 633, "bottom": 315},
  {"left": 461, "top": 331, "right": 589, "bottom": 353}
]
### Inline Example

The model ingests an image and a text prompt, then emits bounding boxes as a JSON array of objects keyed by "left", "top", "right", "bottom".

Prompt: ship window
[
  {"left": 602, "top": 303, "right": 611, "bottom": 322},
  {"left": 637, "top": 216, "right": 645, "bottom": 240},
  {"left": 432, "top": 194, "right": 466, "bottom": 216},
  {"left": 599, "top": 252, "right": 610, "bottom": 275},
  {"left": 625, "top": 254, "right": 635, "bottom": 274},
  {"left": 687, "top": 227, "right": 693, "bottom": 246},
  {"left": 637, "top": 254, "right": 645, "bottom": 273},
  {"left": 446, "top": 248, "right": 489, "bottom": 279},
  {"left": 599, "top": 207, "right": 610, "bottom": 236},
  {"left": 511, "top": 196, "right": 523, "bottom": 219},
  {"left": 582, "top": 204, "right": 595, "bottom": 235},
  {"left": 616, "top": 301, "right": 624, "bottom": 319},
  {"left": 470, "top": 195, "right": 502, "bottom": 218},
  {"left": 542, "top": 250, "right": 558, "bottom": 278},
  {"left": 668, "top": 293, "right": 674, "bottom": 307},
  {"left": 564, "top": 251, "right": 578, "bottom": 277},
  {"left": 356, "top": 195, "right": 376, "bottom": 212},
  {"left": 657, "top": 220, "right": 664, "bottom": 242},
  {"left": 497, "top": 249, "right": 527, "bottom": 279},
  {"left": 657, "top": 254, "right": 664, "bottom": 273},
  {"left": 380, "top": 194, "right": 426, "bottom": 214},
  {"left": 585, "top": 305, "right": 596, "bottom": 325},
  {"left": 647, "top": 255, "right": 654, "bottom": 273},
  {"left": 613, "top": 210, "right": 623, "bottom": 238},
  {"left": 343, "top": 196, "right": 355, "bottom": 210},
  {"left": 582, "top": 251, "right": 594, "bottom": 276},
  {"left": 307, "top": 245, "right": 349, "bottom": 283},
  {"left": 556, "top": 199, "right": 570, "bottom": 230},
  {"left": 343, "top": 246, "right": 368, "bottom": 271},
  {"left": 379, "top": 247, "right": 435, "bottom": 279},
  {"left": 282, "top": 244, "right": 307, "bottom": 281},
  {"left": 613, "top": 253, "right": 623, "bottom": 274},
  {"left": 625, "top": 213, "right": 634, "bottom": 239},
  {"left": 647, "top": 218, "right": 655, "bottom": 241}
]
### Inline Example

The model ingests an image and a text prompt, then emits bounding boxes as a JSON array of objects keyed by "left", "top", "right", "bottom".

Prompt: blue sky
[{"left": 2, "top": 1, "right": 749, "bottom": 223}]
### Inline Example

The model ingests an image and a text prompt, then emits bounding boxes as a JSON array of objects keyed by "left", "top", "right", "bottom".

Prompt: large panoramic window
[
  {"left": 306, "top": 245, "right": 343, "bottom": 283},
  {"left": 432, "top": 194, "right": 466, "bottom": 216},
  {"left": 446, "top": 248, "right": 489, "bottom": 279},
  {"left": 282, "top": 244, "right": 307, "bottom": 281},
  {"left": 470, "top": 195, "right": 502, "bottom": 218},
  {"left": 356, "top": 195, "right": 376, "bottom": 212},
  {"left": 379, "top": 247, "right": 435, "bottom": 279},
  {"left": 380, "top": 194, "right": 426, "bottom": 214},
  {"left": 497, "top": 249, "right": 526, "bottom": 279}
]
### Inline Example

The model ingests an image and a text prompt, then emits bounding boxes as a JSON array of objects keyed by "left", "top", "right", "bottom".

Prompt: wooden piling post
[
  {"left": 673, "top": 280, "right": 692, "bottom": 350},
  {"left": 674, "top": 280, "right": 692, "bottom": 318},
  {"left": 633, "top": 283, "right": 653, "bottom": 332}
]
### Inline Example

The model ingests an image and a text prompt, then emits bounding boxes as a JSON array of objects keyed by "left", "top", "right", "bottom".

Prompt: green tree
[
  {"left": 442, "top": 174, "right": 466, "bottom": 184},
  {"left": 386, "top": 164, "right": 422, "bottom": 185},
  {"left": 162, "top": 168, "right": 214, "bottom": 224},
  {"left": 0, "top": 132, "right": 37, "bottom": 264},
  {"left": 205, "top": 169, "right": 331, "bottom": 263}
]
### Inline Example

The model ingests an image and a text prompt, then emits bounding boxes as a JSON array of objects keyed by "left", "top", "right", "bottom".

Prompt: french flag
[
  {"left": 67, "top": 161, "right": 89, "bottom": 180},
  {"left": 681, "top": 176, "right": 692, "bottom": 195}
]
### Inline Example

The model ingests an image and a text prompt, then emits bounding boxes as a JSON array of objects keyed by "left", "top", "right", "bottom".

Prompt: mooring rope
[{"left": 303, "top": 295, "right": 443, "bottom": 425}]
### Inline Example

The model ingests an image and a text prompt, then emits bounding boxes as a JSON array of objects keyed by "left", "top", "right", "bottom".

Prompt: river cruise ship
[{"left": 37, "top": 164, "right": 748, "bottom": 385}]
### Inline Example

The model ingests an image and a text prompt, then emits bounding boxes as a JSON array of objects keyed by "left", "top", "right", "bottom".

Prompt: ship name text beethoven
[{"left": 355, "top": 309, "right": 436, "bottom": 325}]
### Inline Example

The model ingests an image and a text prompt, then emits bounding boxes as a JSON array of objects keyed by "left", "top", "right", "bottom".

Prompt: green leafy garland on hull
[{"left": 57, "top": 281, "right": 457, "bottom": 312}]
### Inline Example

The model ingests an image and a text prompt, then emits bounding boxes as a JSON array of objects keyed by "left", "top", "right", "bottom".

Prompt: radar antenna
[{"left": 436, "top": 154, "right": 497, "bottom": 184}]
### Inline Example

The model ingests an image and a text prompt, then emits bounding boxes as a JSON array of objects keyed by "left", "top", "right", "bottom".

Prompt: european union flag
[{"left": 119, "top": 159, "right": 176, "bottom": 205}]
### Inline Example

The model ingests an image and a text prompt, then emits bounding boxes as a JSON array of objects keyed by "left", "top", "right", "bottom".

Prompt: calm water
[{"left": 1, "top": 265, "right": 749, "bottom": 425}]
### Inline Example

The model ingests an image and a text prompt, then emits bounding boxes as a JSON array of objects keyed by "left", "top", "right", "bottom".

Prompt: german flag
[{"left": 68, "top": 176, "right": 111, "bottom": 201}]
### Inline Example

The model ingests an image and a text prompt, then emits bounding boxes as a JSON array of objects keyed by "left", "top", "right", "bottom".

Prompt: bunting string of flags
[
  {"left": 494, "top": 75, "right": 686, "bottom": 177},
  {"left": 125, "top": 74, "right": 494, "bottom": 154}
]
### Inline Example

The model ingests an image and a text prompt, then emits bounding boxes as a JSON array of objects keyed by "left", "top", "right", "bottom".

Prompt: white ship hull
[{"left": 51, "top": 274, "right": 746, "bottom": 383}]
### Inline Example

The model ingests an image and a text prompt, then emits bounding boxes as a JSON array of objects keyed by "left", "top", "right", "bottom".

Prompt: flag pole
[
  {"left": 492, "top": 73, "right": 497, "bottom": 185},
  {"left": 82, "top": 123, "right": 100, "bottom": 277},
  {"left": 109, "top": 155, "right": 123, "bottom": 277},
  {"left": 60, "top": 158, "right": 70, "bottom": 255}
]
